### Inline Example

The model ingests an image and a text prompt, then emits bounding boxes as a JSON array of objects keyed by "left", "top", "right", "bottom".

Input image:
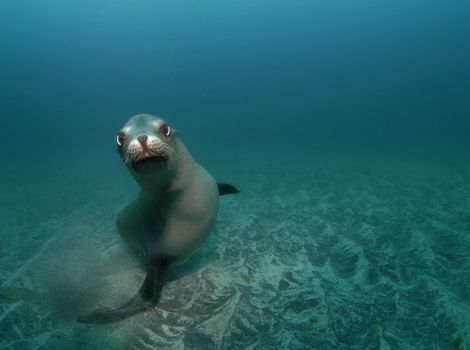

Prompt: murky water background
[{"left": 1, "top": 1, "right": 469, "bottom": 348}]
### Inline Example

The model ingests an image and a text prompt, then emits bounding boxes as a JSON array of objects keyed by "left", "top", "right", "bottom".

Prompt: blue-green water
[{"left": 1, "top": 1, "right": 469, "bottom": 349}]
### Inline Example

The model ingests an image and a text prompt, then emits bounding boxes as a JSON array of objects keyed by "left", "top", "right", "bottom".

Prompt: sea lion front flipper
[
  {"left": 76, "top": 295, "right": 152, "bottom": 324},
  {"left": 77, "top": 257, "right": 173, "bottom": 324},
  {"left": 217, "top": 183, "right": 240, "bottom": 196}
]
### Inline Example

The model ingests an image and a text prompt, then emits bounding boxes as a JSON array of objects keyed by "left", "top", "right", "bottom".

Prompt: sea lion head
[{"left": 116, "top": 114, "right": 177, "bottom": 174}]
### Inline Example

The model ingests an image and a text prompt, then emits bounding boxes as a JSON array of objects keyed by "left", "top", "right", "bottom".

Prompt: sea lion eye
[
  {"left": 117, "top": 132, "right": 126, "bottom": 146},
  {"left": 161, "top": 125, "right": 171, "bottom": 137}
]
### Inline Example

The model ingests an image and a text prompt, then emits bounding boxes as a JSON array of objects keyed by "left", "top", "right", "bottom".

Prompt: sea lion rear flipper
[
  {"left": 217, "top": 183, "right": 240, "bottom": 196},
  {"left": 77, "top": 257, "right": 172, "bottom": 324}
]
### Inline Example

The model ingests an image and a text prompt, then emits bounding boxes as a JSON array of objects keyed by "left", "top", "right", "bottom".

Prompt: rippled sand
[{"left": 1, "top": 152, "right": 469, "bottom": 349}]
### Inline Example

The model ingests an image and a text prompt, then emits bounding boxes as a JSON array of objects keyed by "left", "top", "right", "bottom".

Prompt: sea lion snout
[
  {"left": 125, "top": 135, "right": 169, "bottom": 166},
  {"left": 137, "top": 134, "right": 148, "bottom": 146}
]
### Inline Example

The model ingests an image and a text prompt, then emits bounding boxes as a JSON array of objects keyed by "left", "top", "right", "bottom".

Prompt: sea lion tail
[
  {"left": 77, "top": 257, "right": 173, "bottom": 324},
  {"left": 217, "top": 183, "right": 240, "bottom": 196}
]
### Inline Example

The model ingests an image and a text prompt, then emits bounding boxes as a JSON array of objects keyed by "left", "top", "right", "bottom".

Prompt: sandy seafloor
[{"left": 0, "top": 149, "right": 469, "bottom": 350}]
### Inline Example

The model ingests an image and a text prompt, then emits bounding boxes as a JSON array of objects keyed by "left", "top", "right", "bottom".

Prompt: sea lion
[{"left": 78, "top": 114, "right": 239, "bottom": 324}]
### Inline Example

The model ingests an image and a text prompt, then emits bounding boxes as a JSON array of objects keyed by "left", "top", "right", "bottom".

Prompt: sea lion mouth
[{"left": 131, "top": 154, "right": 168, "bottom": 170}]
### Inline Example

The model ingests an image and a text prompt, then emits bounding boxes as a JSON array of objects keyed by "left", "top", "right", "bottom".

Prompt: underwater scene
[{"left": 1, "top": 0, "right": 469, "bottom": 349}]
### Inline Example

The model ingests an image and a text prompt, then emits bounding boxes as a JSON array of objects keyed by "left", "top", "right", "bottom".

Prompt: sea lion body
[
  {"left": 78, "top": 114, "right": 238, "bottom": 324},
  {"left": 117, "top": 152, "right": 219, "bottom": 258}
]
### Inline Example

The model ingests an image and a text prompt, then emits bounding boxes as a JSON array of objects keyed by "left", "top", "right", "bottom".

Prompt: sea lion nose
[{"left": 137, "top": 135, "right": 148, "bottom": 145}]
